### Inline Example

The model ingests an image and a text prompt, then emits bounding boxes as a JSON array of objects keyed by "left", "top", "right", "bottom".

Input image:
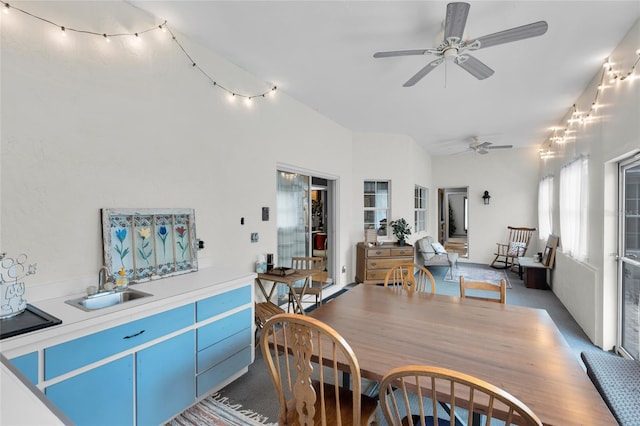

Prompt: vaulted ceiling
[{"left": 131, "top": 1, "right": 640, "bottom": 156}]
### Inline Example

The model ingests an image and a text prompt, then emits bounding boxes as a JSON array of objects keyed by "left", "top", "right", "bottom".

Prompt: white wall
[
  {"left": 350, "top": 132, "right": 433, "bottom": 278},
  {"left": 0, "top": 2, "right": 360, "bottom": 293},
  {"left": 538, "top": 19, "right": 640, "bottom": 349},
  {"left": 1, "top": 2, "right": 436, "bottom": 296},
  {"left": 431, "top": 147, "right": 541, "bottom": 264}
]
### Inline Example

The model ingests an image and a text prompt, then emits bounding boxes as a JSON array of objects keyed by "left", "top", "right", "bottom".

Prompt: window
[
  {"left": 364, "top": 181, "right": 390, "bottom": 237},
  {"left": 559, "top": 156, "right": 589, "bottom": 261},
  {"left": 414, "top": 185, "right": 427, "bottom": 233},
  {"left": 619, "top": 156, "right": 640, "bottom": 360},
  {"left": 538, "top": 175, "right": 554, "bottom": 241}
]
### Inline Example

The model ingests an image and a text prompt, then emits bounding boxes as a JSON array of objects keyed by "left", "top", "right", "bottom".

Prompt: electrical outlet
[{"left": 250, "top": 232, "right": 259, "bottom": 243}]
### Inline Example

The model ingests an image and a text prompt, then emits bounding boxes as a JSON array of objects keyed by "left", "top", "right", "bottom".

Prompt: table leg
[{"left": 287, "top": 277, "right": 310, "bottom": 315}]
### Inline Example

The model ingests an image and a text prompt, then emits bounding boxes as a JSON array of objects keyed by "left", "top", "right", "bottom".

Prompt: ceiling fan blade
[
  {"left": 403, "top": 58, "right": 444, "bottom": 87},
  {"left": 471, "top": 21, "right": 548, "bottom": 50},
  {"left": 477, "top": 141, "right": 492, "bottom": 149},
  {"left": 374, "top": 49, "right": 429, "bottom": 58},
  {"left": 486, "top": 145, "right": 513, "bottom": 149},
  {"left": 477, "top": 149, "right": 489, "bottom": 155},
  {"left": 444, "top": 2, "right": 470, "bottom": 41},
  {"left": 455, "top": 54, "right": 494, "bottom": 80}
]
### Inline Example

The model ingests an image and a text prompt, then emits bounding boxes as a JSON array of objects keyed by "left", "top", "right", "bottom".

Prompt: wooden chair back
[
  {"left": 459, "top": 276, "right": 506, "bottom": 304},
  {"left": 260, "top": 313, "right": 377, "bottom": 425},
  {"left": 291, "top": 256, "right": 324, "bottom": 274},
  {"left": 379, "top": 365, "right": 542, "bottom": 426},
  {"left": 491, "top": 226, "right": 536, "bottom": 270},
  {"left": 384, "top": 263, "right": 436, "bottom": 294}
]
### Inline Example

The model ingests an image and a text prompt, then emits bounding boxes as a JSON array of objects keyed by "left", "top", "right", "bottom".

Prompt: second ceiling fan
[{"left": 373, "top": 2, "right": 548, "bottom": 86}]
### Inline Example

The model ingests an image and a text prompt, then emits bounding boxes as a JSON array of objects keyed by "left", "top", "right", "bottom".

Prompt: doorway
[
  {"left": 438, "top": 187, "right": 469, "bottom": 258},
  {"left": 618, "top": 155, "right": 640, "bottom": 359},
  {"left": 276, "top": 170, "right": 335, "bottom": 301}
]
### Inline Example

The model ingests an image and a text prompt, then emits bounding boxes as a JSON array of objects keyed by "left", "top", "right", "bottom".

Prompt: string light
[
  {"left": 540, "top": 49, "right": 640, "bottom": 157},
  {"left": 0, "top": 0, "right": 277, "bottom": 104}
]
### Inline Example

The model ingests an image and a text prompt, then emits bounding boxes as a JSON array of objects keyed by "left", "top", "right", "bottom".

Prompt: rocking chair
[{"left": 491, "top": 226, "right": 536, "bottom": 270}]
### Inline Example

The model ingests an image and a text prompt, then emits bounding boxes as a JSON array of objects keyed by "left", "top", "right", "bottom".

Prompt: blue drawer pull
[{"left": 123, "top": 330, "right": 145, "bottom": 339}]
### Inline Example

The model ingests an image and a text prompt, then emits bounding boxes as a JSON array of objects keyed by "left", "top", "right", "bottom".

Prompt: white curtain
[
  {"left": 559, "top": 156, "right": 589, "bottom": 261},
  {"left": 537, "top": 175, "right": 554, "bottom": 241}
]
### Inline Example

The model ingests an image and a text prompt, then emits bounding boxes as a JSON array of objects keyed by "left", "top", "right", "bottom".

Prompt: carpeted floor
[
  {"left": 212, "top": 262, "right": 601, "bottom": 423},
  {"left": 442, "top": 263, "right": 511, "bottom": 287}
]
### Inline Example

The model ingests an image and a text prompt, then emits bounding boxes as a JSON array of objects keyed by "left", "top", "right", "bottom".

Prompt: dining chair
[
  {"left": 379, "top": 365, "right": 542, "bottom": 426},
  {"left": 260, "top": 313, "right": 378, "bottom": 426},
  {"left": 287, "top": 256, "right": 326, "bottom": 312},
  {"left": 384, "top": 263, "right": 436, "bottom": 294},
  {"left": 459, "top": 276, "right": 506, "bottom": 304}
]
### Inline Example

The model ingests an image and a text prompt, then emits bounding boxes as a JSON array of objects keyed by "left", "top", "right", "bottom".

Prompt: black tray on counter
[{"left": 0, "top": 304, "right": 62, "bottom": 340}]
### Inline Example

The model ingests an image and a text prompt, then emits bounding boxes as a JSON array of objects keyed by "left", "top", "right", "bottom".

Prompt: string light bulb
[{"left": 0, "top": 2, "right": 275, "bottom": 104}]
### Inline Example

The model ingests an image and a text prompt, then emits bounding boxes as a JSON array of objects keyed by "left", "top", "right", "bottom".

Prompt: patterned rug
[
  {"left": 167, "top": 393, "right": 277, "bottom": 426},
  {"left": 443, "top": 264, "right": 511, "bottom": 288}
]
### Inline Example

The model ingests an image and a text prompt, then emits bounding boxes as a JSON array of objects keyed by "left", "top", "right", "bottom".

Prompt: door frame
[{"left": 277, "top": 163, "right": 338, "bottom": 287}]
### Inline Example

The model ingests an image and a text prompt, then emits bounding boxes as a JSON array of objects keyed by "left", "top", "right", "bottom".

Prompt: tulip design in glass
[
  {"left": 102, "top": 209, "right": 197, "bottom": 283},
  {"left": 134, "top": 215, "right": 155, "bottom": 278}
]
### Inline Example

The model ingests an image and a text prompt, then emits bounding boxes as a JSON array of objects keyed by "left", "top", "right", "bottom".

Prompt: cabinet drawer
[
  {"left": 45, "top": 304, "right": 194, "bottom": 380},
  {"left": 390, "top": 247, "right": 413, "bottom": 256},
  {"left": 196, "top": 285, "right": 251, "bottom": 322},
  {"left": 196, "top": 346, "right": 252, "bottom": 397},
  {"left": 367, "top": 258, "right": 408, "bottom": 270},
  {"left": 366, "top": 248, "right": 390, "bottom": 257},
  {"left": 366, "top": 269, "right": 390, "bottom": 281},
  {"left": 197, "top": 327, "right": 251, "bottom": 373},
  {"left": 197, "top": 308, "right": 251, "bottom": 351}
]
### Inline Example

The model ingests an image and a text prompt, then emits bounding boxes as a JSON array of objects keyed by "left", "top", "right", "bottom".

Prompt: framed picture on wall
[{"left": 101, "top": 208, "right": 199, "bottom": 283}]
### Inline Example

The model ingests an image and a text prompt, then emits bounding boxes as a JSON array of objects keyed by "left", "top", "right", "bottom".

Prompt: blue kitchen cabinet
[
  {"left": 10, "top": 351, "right": 38, "bottom": 384},
  {"left": 45, "top": 355, "right": 133, "bottom": 426},
  {"left": 45, "top": 304, "right": 194, "bottom": 380},
  {"left": 136, "top": 330, "right": 195, "bottom": 426}
]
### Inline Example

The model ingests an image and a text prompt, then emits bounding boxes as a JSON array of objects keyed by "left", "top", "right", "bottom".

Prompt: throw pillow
[
  {"left": 431, "top": 242, "right": 447, "bottom": 254},
  {"left": 507, "top": 242, "right": 527, "bottom": 257}
]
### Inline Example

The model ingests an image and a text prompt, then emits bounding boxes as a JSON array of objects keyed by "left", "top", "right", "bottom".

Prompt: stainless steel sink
[{"left": 65, "top": 289, "right": 153, "bottom": 312}]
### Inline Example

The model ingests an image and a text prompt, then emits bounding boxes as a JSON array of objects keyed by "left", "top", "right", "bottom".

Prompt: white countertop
[{"left": 0, "top": 267, "right": 256, "bottom": 356}]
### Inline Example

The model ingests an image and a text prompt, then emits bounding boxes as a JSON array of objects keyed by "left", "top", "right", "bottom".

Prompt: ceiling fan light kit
[{"left": 373, "top": 2, "right": 548, "bottom": 86}]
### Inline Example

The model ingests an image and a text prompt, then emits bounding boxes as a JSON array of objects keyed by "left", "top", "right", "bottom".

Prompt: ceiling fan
[
  {"left": 373, "top": 2, "right": 548, "bottom": 86},
  {"left": 468, "top": 137, "right": 513, "bottom": 155}
]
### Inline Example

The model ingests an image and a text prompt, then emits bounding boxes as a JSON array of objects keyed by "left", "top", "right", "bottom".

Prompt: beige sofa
[{"left": 415, "top": 236, "right": 459, "bottom": 280}]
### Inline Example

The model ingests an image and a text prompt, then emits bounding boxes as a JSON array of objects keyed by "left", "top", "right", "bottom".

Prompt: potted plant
[{"left": 390, "top": 218, "right": 412, "bottom": 245}]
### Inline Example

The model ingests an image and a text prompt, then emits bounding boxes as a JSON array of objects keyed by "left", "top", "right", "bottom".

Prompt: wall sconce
[{"left": 482, "top": 190, "right": 491, "bottom": 205}]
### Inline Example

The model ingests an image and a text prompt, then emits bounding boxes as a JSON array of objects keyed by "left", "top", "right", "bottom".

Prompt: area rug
[
  {"left": 443, "top": 264, "right": 511, "bottom": 288},
  {"left": 167, "top": 393, "right": 277, "bottom": 426}
]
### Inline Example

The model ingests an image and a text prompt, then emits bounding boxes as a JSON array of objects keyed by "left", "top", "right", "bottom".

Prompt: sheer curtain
[
  {"left": 559, "top": 156, "right": 589, "bottom": 261},
  {"left": 276, "top": 171, "right": 309, "bottom": 299},
  {"left": 538, "top": 175, "right": 554, "bottom": 241}
]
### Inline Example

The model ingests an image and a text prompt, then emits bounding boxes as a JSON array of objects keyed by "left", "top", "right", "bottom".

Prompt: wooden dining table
[{"left": 306, "top": 284, "right": 616, "bottom": 426}]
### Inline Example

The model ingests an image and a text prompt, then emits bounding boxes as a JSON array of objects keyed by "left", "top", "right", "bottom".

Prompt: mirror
[{"left": 439, "top": 187, "right": 469, "bottom": 258}]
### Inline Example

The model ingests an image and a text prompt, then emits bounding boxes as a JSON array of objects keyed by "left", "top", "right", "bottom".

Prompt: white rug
[
  {"left": 167, "top": 393, "right": 277, "bottom": 426},
  {"left": 443, "top": 264, "right": 511, "bottom": 288}
]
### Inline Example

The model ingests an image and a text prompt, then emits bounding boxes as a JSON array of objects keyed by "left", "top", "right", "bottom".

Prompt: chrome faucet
[{"left": 98, "top": 266, "right": 112, "bottom": 292}]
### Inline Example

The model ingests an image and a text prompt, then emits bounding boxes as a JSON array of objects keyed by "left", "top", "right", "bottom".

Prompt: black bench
[{"left": 581, "top": 350, "right": 640, "bottom": 426}]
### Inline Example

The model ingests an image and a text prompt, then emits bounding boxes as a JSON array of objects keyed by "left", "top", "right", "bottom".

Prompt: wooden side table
[{"left": 517, "top": 257, "right": 549, "bottom": 289}]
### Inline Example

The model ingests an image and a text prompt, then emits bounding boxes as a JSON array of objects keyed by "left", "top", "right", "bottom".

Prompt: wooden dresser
[{"left": 355, "top": 242, "right": 414, "bottom": 284}]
